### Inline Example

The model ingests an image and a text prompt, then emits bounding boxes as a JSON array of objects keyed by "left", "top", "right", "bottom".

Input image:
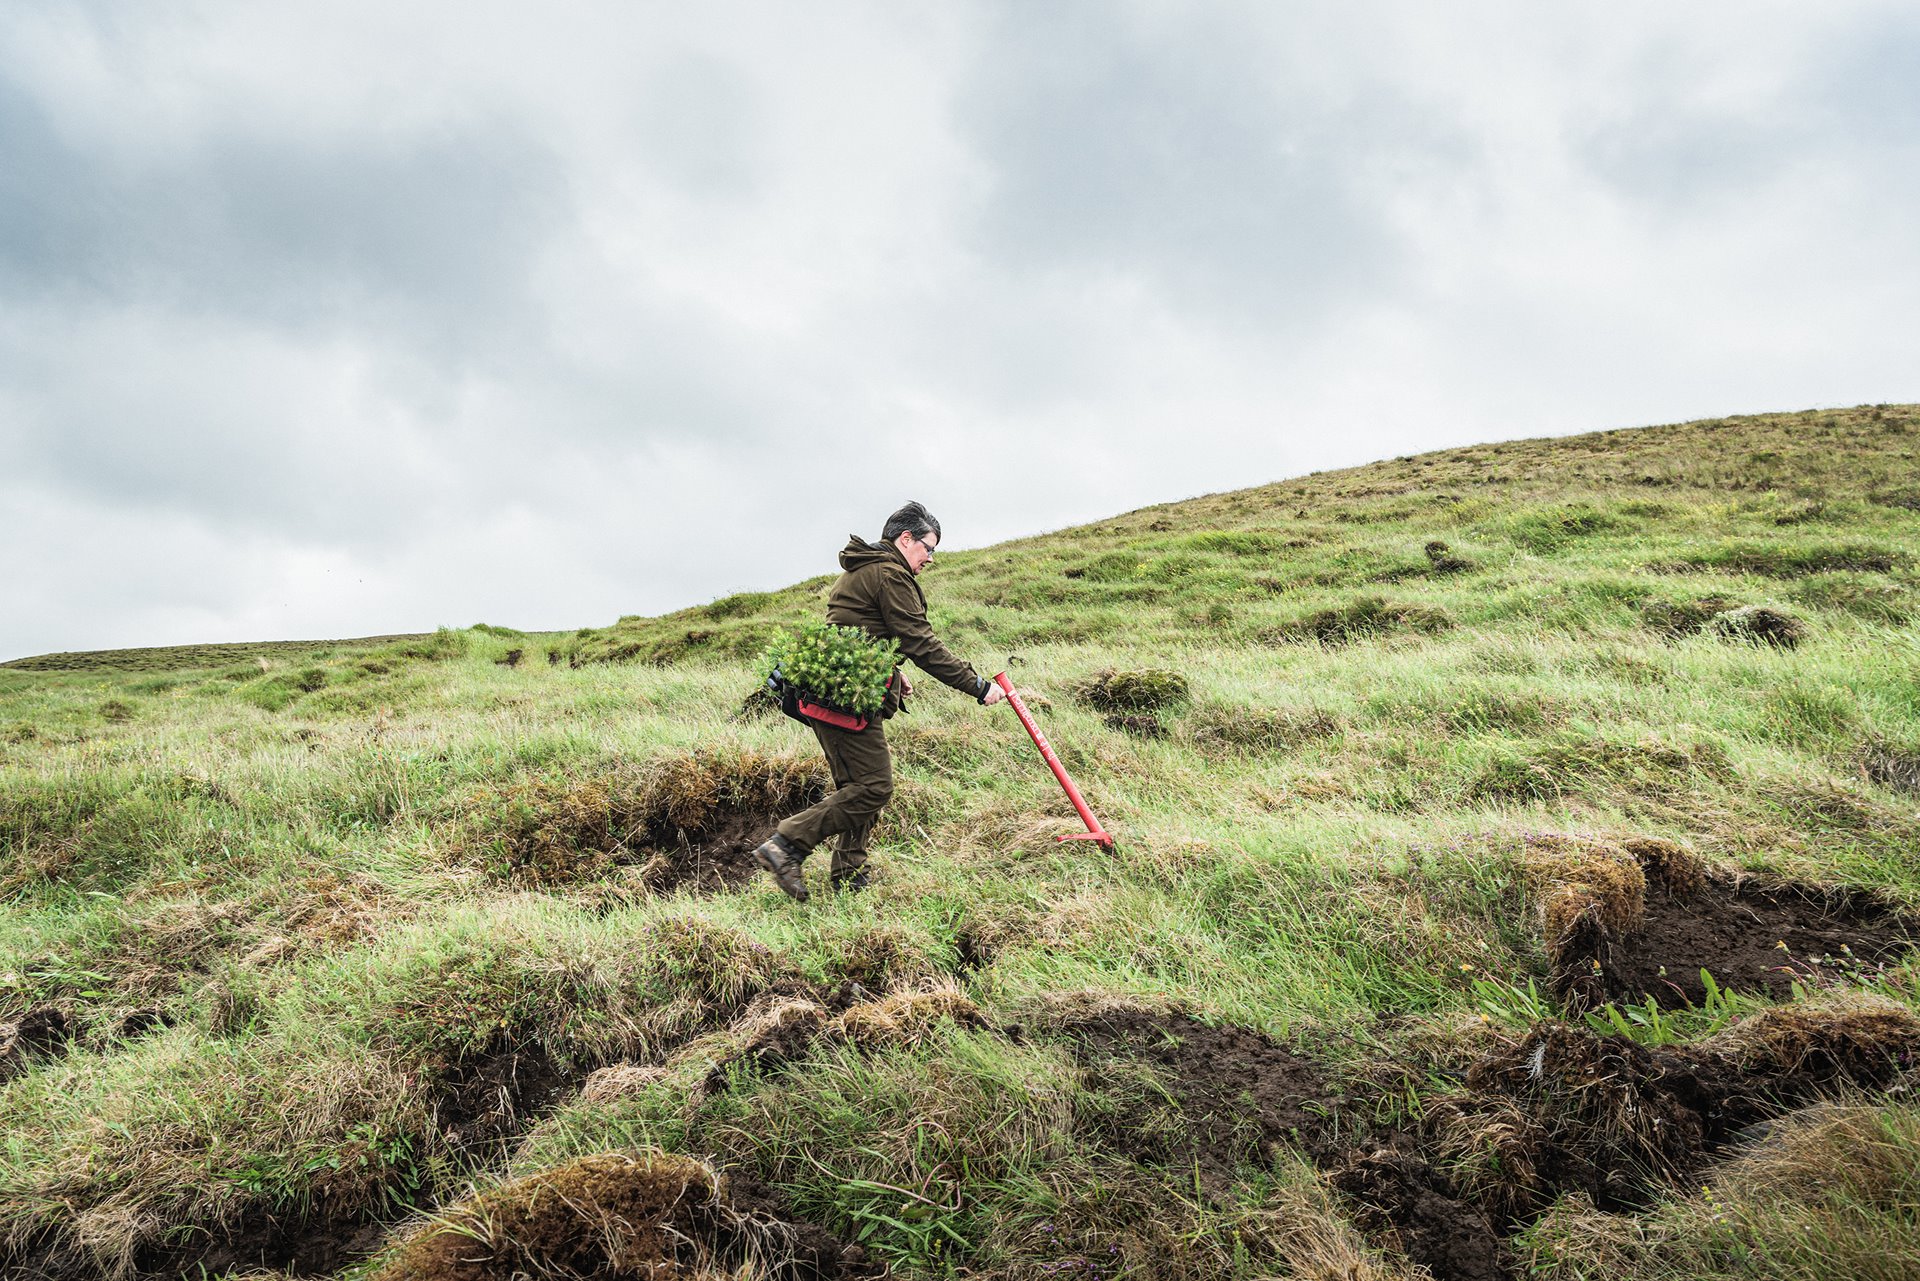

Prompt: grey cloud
[
  {"left": 632, "top": 51, "right": 766, "bottom": 199},
  {"left": 3, "top": 2, "right": 1916, "bottom": 663},
  {"left": 1575, "top": 14, "right": 1920, "bottom": 212},
  {"left": 1819, "top": 14, "right": 1920, "bottom": 144},
  {"left": 956, "top": 3, "right": 1442, "bottom": 330},
  {"left": 0, "top": 69, "right": 572, "bottom": 366}
]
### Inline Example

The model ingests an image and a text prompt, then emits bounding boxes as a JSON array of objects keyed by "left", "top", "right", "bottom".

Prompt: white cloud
[{"left": 2, "top": 1, "right": 1916, "bottom": 659}]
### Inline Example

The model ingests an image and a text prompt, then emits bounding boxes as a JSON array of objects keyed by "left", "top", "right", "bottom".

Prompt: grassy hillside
[{"left": 3, "top": 404, "right": 1919, "bottom": 1281}]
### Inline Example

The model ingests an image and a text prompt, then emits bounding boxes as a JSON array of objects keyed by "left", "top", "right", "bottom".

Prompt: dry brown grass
[
  {"left": 577, "top": 1063, "right": 670, "bottom": 1107},
  {"left": 1519, "top": 833, "right": 1648, "bottom": 947},
  {"left": 1619, "top": 835, "right": 1706, "bottom": 898},
  {"left": 1704, "top": 993, "right": 1920, "bottom": 1079},
  {"left": 377, "top": 1151, "right": 724, "bottom": 1280},
  {"left": 831, "top": 981, "right": 986, "bottom": 1051}
]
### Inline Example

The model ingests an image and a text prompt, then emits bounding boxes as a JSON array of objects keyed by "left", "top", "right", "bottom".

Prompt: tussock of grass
[{"left": 1666, "top": 540, "right": 1908, "bottom": 578}]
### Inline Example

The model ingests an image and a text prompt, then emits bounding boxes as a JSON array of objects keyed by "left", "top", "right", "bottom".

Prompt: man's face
[{"left": 898, "top": 529, "right": 937, "bottom": 575}]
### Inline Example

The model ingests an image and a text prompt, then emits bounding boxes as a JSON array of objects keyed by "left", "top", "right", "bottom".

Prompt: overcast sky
[{"left": 3, "top": 2, "right": 1916, "bottom": 660}]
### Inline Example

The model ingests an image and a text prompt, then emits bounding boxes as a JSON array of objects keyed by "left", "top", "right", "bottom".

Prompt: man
[{"left": 754, "top": 501, "right": 1008, "bottom": 900}]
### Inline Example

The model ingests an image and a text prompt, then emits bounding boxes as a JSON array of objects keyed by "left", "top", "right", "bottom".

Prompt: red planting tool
[{"left": 994, "top": 671, "right": 1115, "bottom": 849}]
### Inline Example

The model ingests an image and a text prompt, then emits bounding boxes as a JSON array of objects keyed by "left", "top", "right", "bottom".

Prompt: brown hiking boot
[{"left": 753, "top": 834, "right": 809, "bottom": 902}]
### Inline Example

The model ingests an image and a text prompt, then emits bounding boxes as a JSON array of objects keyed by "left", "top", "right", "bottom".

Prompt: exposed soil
[
  {"left": 1560, "top": 876, "right": 1918, "bottom": 1009},
  {"left": 435, "top": 1040, "right": 577, "bottom": 1154},
  {"left": 1063, "top": 999, "right": 1920, "bottom": 1281},
  {"left": 114, "top": 1007, "right": 172, "bottom": 1040},
  {"left": 1062, "top": 1009, "right": 1347, "bottom": 1183},
  {"left": 0, "top": 1006, "right": 72, "bottom": 1083},
  {"left": 725, "top": 1170, "right": 882, "bottom": 1279},
  {"left": 148, "top": 1212, "right": 390, "bottom": 1279},
  {"left": 1331, "top": 1138, "right": 1507, "bottom": 1281},
  {"left": 475, "top": 751, "right": 827, "bottom": 893},
  {"left": 125, "top": 1038, "right": 582, "bottom": 1279},
  {"left": 952, "top": 929, "right": 993, "bottom": 973},
  {"left": 634, "top": 804, "right": 799, "bottom": 896},
  {"left": 1060, "top": 1009, "right": 1508, "bottom": 1279}
]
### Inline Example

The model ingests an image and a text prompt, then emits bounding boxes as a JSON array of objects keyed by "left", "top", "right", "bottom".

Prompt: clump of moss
[
  {"left": 1710, "top": 604, "right": 1807, "bottom": 649},
  {"left": 1076, "top": 668, "right": 1190, "bottom": 713},
  {"left": 1424, "top": 539, "right": 1474, "bottom": 574},
  {"left": 1267, "top": 596, "right": 1451, "bottom": 646}
]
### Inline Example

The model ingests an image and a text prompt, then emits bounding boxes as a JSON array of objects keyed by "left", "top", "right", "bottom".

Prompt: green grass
[{"left": 4, "top": 404, "right": 1920, "bottom": 1278}]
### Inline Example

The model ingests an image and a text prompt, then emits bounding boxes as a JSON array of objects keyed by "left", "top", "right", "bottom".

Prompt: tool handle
[{"left": 995, "top": 671, "right": 1114, "bottom": 848}]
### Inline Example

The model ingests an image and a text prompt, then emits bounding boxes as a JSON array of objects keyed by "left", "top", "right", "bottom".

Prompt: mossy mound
[
  {"left": 1711, "top": 604, "right": 1808, "bottom": 649},
  {"left": 1075, "top": 668, "right": 1190, "bottom": 713},
  {"left": 1268, "top": 595, "right": 1452, "bottom": 646}
]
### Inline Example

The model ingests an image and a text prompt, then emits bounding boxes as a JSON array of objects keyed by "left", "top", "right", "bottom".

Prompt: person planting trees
[{"left": 755, "top": 501, "right": 1008, "bottom": 899}]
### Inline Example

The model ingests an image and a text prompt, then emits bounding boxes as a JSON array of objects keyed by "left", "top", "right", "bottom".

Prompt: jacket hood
[{"left": 839, "top": 536, "right": 908, "bottom": 573}]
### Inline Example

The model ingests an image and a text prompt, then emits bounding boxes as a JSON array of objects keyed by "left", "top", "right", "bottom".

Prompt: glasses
[{"left": 911, "top": 534, "right": 937, "bottom": 559}]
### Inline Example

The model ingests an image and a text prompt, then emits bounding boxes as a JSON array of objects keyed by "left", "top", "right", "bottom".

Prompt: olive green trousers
[{"left": 776, "top": 718, "right": 893, "bottom": 878}]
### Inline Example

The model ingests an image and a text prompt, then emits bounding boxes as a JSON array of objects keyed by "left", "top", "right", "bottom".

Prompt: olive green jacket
[{"left": 826, "top": 537, "right": 989, "bottom": 716}]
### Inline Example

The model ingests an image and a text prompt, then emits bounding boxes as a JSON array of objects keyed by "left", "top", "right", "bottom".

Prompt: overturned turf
[
  {"left": 0, "top": 1006, "right": 72, "bottom": 1083},
  {"left": 1568, "top": 875, "right": 1917, "bottom": 1009},
  {"left": 467, "top": 750, "right": 828, "bottom": 893},
  {"left": 1052, "top": 996, "right": 1920, "bottom": 1281},
  {"left": 1060, "top": 1008, "right": 1347, "bottom": 1181},
  {"left": 1519, "top": 832, "right": 1918, "bottom": 1010},
  {"left": 377, "top": 1151, "right": 874, "bottom": 1280},
  {"left": 1347, "top": 999, "right": 1920, "bottom": 1281}
]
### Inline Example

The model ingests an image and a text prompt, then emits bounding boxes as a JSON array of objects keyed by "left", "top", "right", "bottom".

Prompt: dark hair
[{"left": 881, "top": 501, "right": 941, "bottom": 547}]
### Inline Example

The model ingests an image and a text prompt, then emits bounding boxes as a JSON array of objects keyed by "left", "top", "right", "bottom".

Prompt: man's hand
[
  {"left": 983, "top": 681, "right": 1008, "bottom": 707},
  {"left": 898, "top": 674, "right": 913, "bottom": 697}
]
